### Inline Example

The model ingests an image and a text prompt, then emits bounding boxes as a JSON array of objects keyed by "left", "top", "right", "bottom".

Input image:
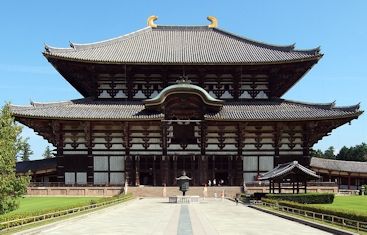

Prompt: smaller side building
[
  {"left": 310, "top": 157, "right": 367, "bottom": 190},
  {"left": 16, "top": 158, "right": 57, "bottom": 185}
]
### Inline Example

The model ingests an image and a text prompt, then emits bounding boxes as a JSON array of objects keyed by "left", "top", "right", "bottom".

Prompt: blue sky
[{"left": 0, "top": 1, "right": 366, "bottom": 160}]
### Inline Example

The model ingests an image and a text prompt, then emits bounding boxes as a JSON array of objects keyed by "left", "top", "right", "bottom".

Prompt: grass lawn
[
  {"left": 314, "top": 196, "right": 367, "bottom": 215},
  {"left": 1, "top": 197, "right": 102, "bottom": 220}
]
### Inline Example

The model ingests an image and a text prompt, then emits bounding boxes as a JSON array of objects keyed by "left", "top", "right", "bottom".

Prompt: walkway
[{"left": 17, "top": 198, "right": 331, "bottom": 235}]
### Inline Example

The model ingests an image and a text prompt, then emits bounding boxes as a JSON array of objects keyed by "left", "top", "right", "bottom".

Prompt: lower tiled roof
[
  {"left": 310, "top": 157, "right": 367, "bottom": 174},
  {"left": 10, "top": 98, "right": 361, "bottom": 121}
]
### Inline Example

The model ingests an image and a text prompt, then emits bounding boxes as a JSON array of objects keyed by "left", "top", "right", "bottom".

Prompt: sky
[{"left": 0, "top": 1, "right": 366, "bottom": 160}]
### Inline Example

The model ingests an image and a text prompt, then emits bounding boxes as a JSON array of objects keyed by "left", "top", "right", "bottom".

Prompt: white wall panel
[
  {"left": 76, "top": 172, "right": 87, "bottom": 185},
  {"left": 110, "top": 157, "right": 124, "bottom": 171},
  {"left": 259, "top": 156, "right": 274, "bottom": 171},
  {"left": 110, "top": 173, "right": 124, "bottom": 185},
  {"left": 65, "top": 172, "right": 75, "bottom": 185},
  {"left": 94, "top": 156, "right": 108, "bottom": 171},
  {"left": 243, "top": 172, "right": 258, "bottom": 183},
  {"left": 243, "top": 156, "right": 258, "bottom": 171},
  {"left": 94, "top": 173, "right": 109, "bottom": 185}
]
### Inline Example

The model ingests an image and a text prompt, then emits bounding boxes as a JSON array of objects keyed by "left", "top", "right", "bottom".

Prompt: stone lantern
[{"left": 176, "top": 171, "right": 191, "bottom": 196}]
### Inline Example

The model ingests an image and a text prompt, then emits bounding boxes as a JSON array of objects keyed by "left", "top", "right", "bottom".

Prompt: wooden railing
[
  {"left": 260, "top": 201, "right": 367, "bottom": 233},
  {"left": 0, "top": 195, "right": 133, "bottom": 232}
]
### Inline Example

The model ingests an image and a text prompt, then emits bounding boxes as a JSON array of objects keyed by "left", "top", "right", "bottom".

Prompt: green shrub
[
  {"left": 266, "top": 193, "right": 334, "bottom": 204},
  {"left": 262, "top": 198, "right": 367, "bottom": 222}
]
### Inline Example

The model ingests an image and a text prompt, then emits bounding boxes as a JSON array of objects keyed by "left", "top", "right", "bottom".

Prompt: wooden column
[
  {"left": 123, "top": 122, "right": 132, "bottom": 185},
  {"left": 161, "top": 156, "right": 169, "bottom": 186},
  {"left": 348, "top": 173, "right": 351, "bottom": 190},
  {"left": 153, "top": 156, "right": 156, "bottom": 186},
  {"left": 173, "top": 156, "right": 177, "bottom": 185},
  {"left": 52, "top": 121, "right": 64, "bottom": 184},
  {"left": 135, "top": 156, "right": 140, "bottom": 186},
  {"left": 84, "top": 121, "right": 93, "bottom": 185},
  {"left": 228, "top": 156, "right": 233, "bottom": 186},
  {"left": 191, "top": 156, "right": 195, "bottom": 185}
]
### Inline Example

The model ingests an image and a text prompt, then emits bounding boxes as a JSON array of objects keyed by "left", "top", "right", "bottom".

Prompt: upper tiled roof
[
  {"left": 44, "top": 26, "right": 321, "bottom": 64},
  {"left": 10, "top": 98, "right": 361, "bottom": 121},
  {"left": 310, "top": 157, "right": 367, "bottom": 174}
]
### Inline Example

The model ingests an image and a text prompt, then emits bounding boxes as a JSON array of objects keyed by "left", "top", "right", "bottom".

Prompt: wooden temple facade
[{"left": 11, "top": 16, "right": 362, "bottom": 186}]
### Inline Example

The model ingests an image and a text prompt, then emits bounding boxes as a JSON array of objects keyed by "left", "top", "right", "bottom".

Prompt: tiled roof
[
  {"left": 44, "top": 26, "right": 321, "bottom": 64},
  {"left": 259, "top": 161, "right": 320, "bottom": 180},
  {"left": 10, "top": 98, "right": 361, "bottom": 121},
  {"left": 11, "top": 98, "right": 163, "bottom": 120},
  {"left": 16, "top": 158, "right": 57, "bottom": 174},
  {"left": 206, "top": 100, "right": 361, "bottom": 121},
  {"left": 310, "top": 157, "right": 367, "bottom": 174}
]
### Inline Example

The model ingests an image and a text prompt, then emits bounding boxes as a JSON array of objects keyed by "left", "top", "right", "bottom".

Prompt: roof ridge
[
  {"left": 283, "top": 99, "right": 337, "bottom": 109},
  {"left": 213, "top": 27, "right": 299, "bottom": 52},
  {"left": 45, "top": 27, "right": 152, "bottom": 53},
  {"left": 312, "top": 157, "right": 367, "bottom": 164}
]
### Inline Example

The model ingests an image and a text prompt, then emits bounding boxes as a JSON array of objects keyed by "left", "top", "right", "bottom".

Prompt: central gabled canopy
[{"left": 144, "top": 79, "right": 224, "bottom": 113}]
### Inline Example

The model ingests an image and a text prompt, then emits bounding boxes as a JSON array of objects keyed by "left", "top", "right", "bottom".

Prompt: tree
[
  {"left": 42, "top": 146, "right": 54, "bottom": 159},
  {"left": 310, "top": 149, "right": 324, "bottom": 158},
  {"left": 0, "top": 103, "right": 29, "bottom": 214},
  {"left": 18, "top": 137, "right": 33, "bottom": 161},
  {"left": 324, "top": 146, "right": 335, "bottom": 159}
]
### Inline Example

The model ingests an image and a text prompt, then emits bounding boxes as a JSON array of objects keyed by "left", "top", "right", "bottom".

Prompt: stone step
[{"left": 127, "top": 186, "right": 242, "bottom": 198}]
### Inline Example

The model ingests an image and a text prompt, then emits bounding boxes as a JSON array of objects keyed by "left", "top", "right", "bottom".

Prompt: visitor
[
  {"left": 208, "top": 180, "right": 212, "bottom": 187},
  {"left": 235, "top": 196, "right": 239, "bottom": 205},
  {"left": 213, "top": 179, "right": 216, "bottom": 186}
]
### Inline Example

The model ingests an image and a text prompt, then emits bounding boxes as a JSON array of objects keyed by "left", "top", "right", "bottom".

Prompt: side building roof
[
  {"left": 10, "top": 98, "right": 361, "bottom": 121},
  {"left": 16, "top": 158, "right": 57, "bottom": 174},
  {"left": 258, "top": 161, "right": 320, "bottom": 181},
  {"left": 44, "top": 25, "right": 321, "bottom": 65},
  {"left": 310, "top": 157, "right": 367, "bottom": 174}
]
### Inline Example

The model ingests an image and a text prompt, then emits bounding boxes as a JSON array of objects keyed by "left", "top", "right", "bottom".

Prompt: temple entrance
[
  {"left": 139, "top": 172, "right": 153, "bottom": 185},
  {"left": 215, "top": 172, "right": 228, "bottom": 186}
]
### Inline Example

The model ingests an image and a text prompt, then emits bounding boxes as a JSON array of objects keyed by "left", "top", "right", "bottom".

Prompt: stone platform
[{"left": 169, "top": 195, "right": 200, "bottom": 203}]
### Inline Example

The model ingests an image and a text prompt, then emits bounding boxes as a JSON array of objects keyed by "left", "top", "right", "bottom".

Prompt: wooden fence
[{"left": 260, "top": 201, "right": 367, "bottom": 233}]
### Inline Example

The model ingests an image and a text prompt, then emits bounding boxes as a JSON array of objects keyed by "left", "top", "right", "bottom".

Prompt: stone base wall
[
  {"left": 26, "top": 185, "right": 337, "bottom": 197},
  {"left": 27, "top": 187, "right": 123, "bottom": 197}
]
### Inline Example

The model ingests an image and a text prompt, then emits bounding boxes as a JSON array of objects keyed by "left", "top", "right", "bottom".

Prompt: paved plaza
[{"left": 17, "top": 198, "right": 331, "bottom": 235}]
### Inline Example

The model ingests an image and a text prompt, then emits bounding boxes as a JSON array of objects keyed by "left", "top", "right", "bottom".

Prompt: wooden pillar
[
  {"left": 296, "top": 181, "right": 299, "bottom": 194},
  {"left": 135, "top": 156, "right": 140, "bottom": 186},
  {"left": 173, "top": 156, "right": 177, "bottom": 185},
  {"left": 153, "top": 156, "right": 156, "bottom": 186},
  {"left": 202, "top": 156, "right": 208, "bottom": 186},
  {"left": 228, "top": 156, "right": 233, "bottom": 186},
  {"left": 348, "top": 173, "right": 351, "bottom": 190},
  {"left": 269, "top": 180, "right": 271, "bottom": 193},
  {"left": 304, "top": 181, "right": 307, "bottom": 193},
  {"left": 212, "top": 156, "right": 215, "bottom": 183},
  {"left": 191, "top": 155, "right": 195, "bottom": 185},
  {"left": 161, "top": 156, "right": 169, "bottom": 186},
  {"left": 278, "top": 181, "right": 281, "bottom": 194}
]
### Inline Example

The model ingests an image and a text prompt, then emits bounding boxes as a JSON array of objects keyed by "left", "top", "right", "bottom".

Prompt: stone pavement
[{"left": 17, "top": 198, "right": 331, "bottom": 235}]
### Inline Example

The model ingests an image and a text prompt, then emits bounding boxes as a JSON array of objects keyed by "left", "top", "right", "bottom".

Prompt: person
[
  {"left": 213, "top": 179, "right": 216, "bottom": 186},
  {"left": 235, "top": 196, "right": 239, "bottom": 205},
  {"left": 208, "top": 180, "right": 212, "bottom": 187}
]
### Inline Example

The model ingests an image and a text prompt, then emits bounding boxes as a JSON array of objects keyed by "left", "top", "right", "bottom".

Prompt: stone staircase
[{"left": 127, "top": 186, "right": 242, "bottom": 198}]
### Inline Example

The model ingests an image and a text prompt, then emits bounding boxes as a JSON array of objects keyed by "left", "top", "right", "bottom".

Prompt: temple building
[{"left": 11, "top": 16, "right": 362, "bottom": 187}]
